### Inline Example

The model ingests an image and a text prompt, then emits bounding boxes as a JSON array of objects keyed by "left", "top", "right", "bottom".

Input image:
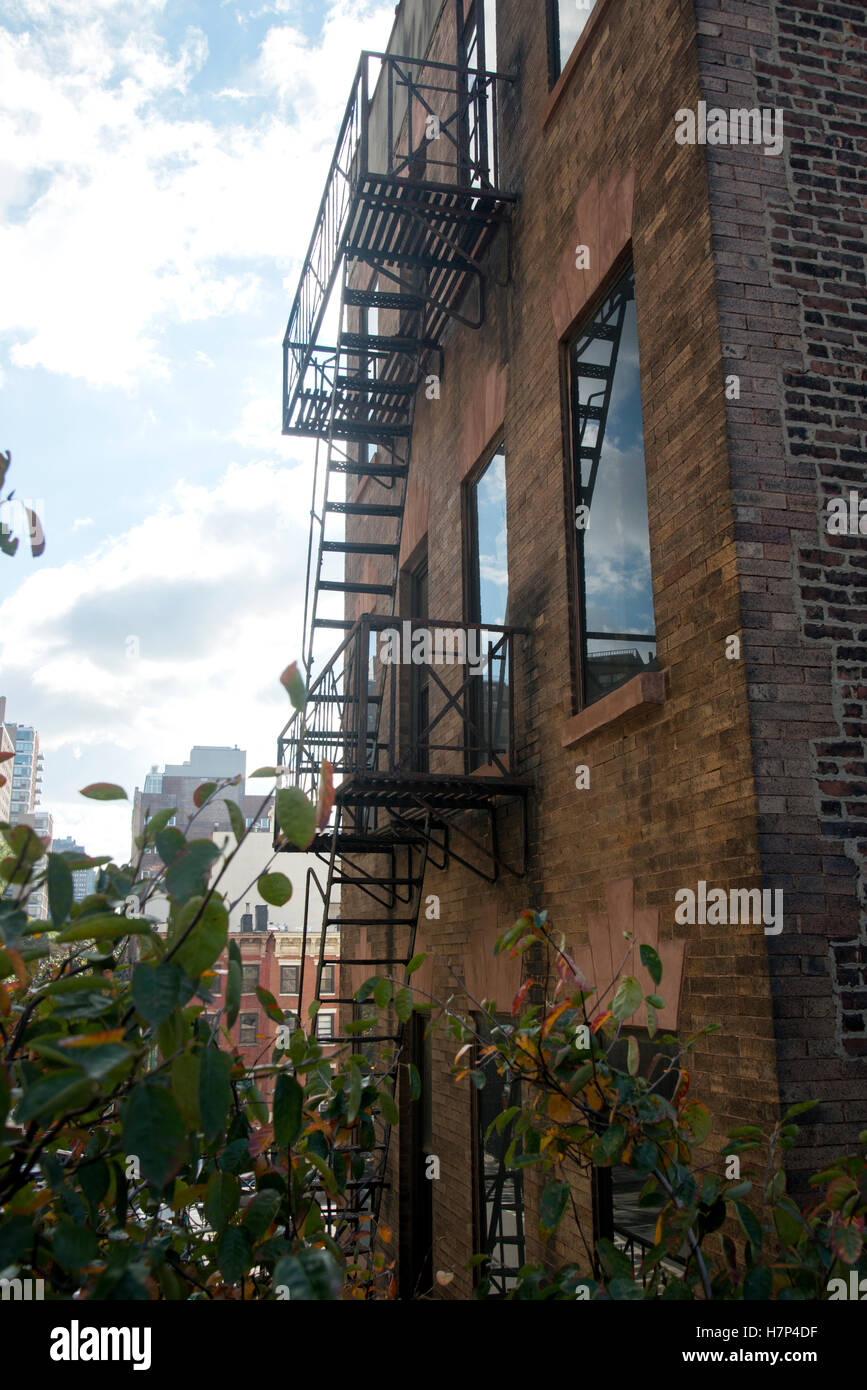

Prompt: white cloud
[
  {"left": 70, "top": 516, "right": 94, "bottom": 530},
  {"left": 0, "top": 0, "right": 395, "bottom": 387}
]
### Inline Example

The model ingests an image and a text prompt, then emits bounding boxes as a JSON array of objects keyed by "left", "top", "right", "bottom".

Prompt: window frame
[
  {"left": 280, "top": 963, "right": 300, "bottom": 996},
  {"left": 315, "top": 1012, "right": 335, "bottom": 1042},
  {"left": 238, "top": 1012, "right": 258, "bottom": 1044},
  {"left": 319, "top": 963, "right": 336, "bottom": 996},
  {"left": 241, "top": 963, "right": 259, "bottom": 994},
  {"left": 563, "top": 252, "right": 656, "bottom": 714},
  {"left": 546, "top": 0, "right": 600, "bottom": 86},
  {"left": 463, "top": 439, "right": 509, "bottom": 770}
]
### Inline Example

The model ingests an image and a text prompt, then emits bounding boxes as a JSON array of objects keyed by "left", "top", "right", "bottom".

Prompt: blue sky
[{"left": 0, "top": 0, "right": 395, "bottom": 859}]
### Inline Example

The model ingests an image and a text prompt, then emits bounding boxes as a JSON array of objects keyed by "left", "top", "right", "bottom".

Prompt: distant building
[
  {"left": 0, "top": 700, "right": 13, "bottom": 824},
  {"left": 17, "top": 810, "right": 53, "bottom": 920},
  {"left": 130, "top": 745, "right": 273, "bottom": 880},
  {"left": 51, "top": 836, "right": 97, "bottom": 902},
  {"left": 0, "top": 700, "right": 43, "bottom": 823}
]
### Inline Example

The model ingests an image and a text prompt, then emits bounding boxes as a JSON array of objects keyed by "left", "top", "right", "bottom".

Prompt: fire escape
[{"left": 275, "top": 37, "right": 527, "bottom": 1252}]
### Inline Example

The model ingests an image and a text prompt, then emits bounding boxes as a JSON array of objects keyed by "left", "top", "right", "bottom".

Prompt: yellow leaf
[
  {"left": 60, "top": 1029, "right": 125, "bottom": 1048},
  {"left": 548, "top": 1092, "right": 573, "bottom": 1124},
  {"left": 541, "top": 1002, "right": 571, "bottom": 1038}
]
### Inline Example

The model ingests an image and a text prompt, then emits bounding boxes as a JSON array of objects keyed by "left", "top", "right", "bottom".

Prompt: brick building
[{"left": 277, "top": 0, "right": 866, "bottom": 1297}]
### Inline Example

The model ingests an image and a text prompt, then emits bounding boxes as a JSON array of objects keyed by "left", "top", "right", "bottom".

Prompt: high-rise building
[
  {"left": 0, "top": 699, "right": 13, "bottom": 824},
  {"left": 51, "top": 836, "right": 98, "bottom": 903},
  {"left": 16, "top": 810, "right": 53, "bottom": 920},
  {"left": 0, "top": 704, "right": 43, "bottom": 823}
]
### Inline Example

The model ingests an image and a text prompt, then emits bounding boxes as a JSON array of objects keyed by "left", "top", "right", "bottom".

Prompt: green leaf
[
  {"left": 132, "top": 962, "right": 189, "bottom": 1028},
  {"left": 242, "top": 1189, "right": 281, "bottom": 1243},
  {"left": 258, "top": 872, "right": 292, "bottom": 907},
  {"left": 373, "top": 977, "right": 392, "bottom": 1009},
  {"left": 406, "top": 953, "right": 427, "bottom": 978},
  {"left": 734, "top": 1200, "right": 763, "bottom": 1254},
  {"left": 226, "top": 958, "right": 241, "bottom": 1028},
  {"left": 640, "top": 944, "right": 662, "bottom": 987},
  {"left": 205, "top": 1170, "right": 241, "bottom": 1229},
  {"left": 136, "top": 807, "right": 178, "bottom": 847},
  {"left": 165, "top": 840, "right": 220, "bottom": 905},
  {"left": 408, "top": 1062, "right": 421, "bottom": 1102},
  {"left": 122, "top": 1084, "right": 187, "bottom": 1188},
  {"left": 199, "top": 1047, "right": 233, "bottom": 1142},
  {"left": 173, "top": 895, "right": 228, "bottom": 980},
  {"left": 275, "top": 788, "right": 317, "bottom": 850},
  {"left": 224, "top": 799, "right": 246, "bottom": 844},
  {"left": 273, "top": 1072, "right": 303, "bottom": 1148},
  {"left": 830, "top": 1221, "right": 864, "bottom": 1265},
  {"left": 379, "top": 1087, "right": 399, "bottom": 1125},
  {"left": 394, "top": 987, "right": 413, "bottom": 1023},
  {"left": 51, "top": 1219, "right": 99, "bottom": 1272},
  {"left": 280, "top": 661, "right": 307, "bottom": 711},
  {"left": 17, "top": 1071, "right": 95, "bottom": 1123},
  {"left": 79, "top": 783, "right": 128, "bottom": 801},
  {"left": 273, "top": 1249, "right": 342, "bottom": 1301},
  {"left": 593, "top": 1124, "right": 627, "bottom": 1167},
  {"left": 47, "top": 854, "right": 74, "bottom": 927},
  {"left": 218, "top": 1226, "right": 253, "bottom": 1284},
  {"left": 783, "top": 1099, "right": 819, "bottom": 1123},
  {"left": 611, "top": 975, "right": 643, "bottom": 1023},
  {"left": 155, "top": 827, "right": 186, "bottom": 865},
  {"left": 171, "top": 1051, "right": 201, "bottom": 1129},
  {"left": 57, "top": 914, "right": 151, "bottom": 943},
  {"left": 681, "top": 1100, "right": 712, "bottom": 1145},
  {"left": 743, "top": 1266, "right": 772, "bottom": 1300},
  {"left": 250, "top": 767, "right": 283, "bottom": 779},
  {"left": 626, "top": 1036, "right": 639, "bottom": 1076},
  {"left": 256, "top": 985, "right": 284, "bottom": 1024},
  {"left": 0, "top": 1216, "right": 34, "bottom": 1269},
  {"left": 539, "top": 1179, "right": 570, "bottom": 1238},
  {"left": 645, "top": 994, "right": 664, "bottom": 1009}
]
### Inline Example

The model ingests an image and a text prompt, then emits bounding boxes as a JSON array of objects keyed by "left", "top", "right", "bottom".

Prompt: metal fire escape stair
[{"left": 275, "top": 42, "right": 524, "bottom": 1256}]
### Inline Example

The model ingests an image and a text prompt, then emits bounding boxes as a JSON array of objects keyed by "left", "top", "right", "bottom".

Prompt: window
[
  {"left": 409, "top": 553, "right": 430, "bottom": 773},
  {"left": 568, "top": 261, "right": 656, "bottom": 708},
  {"left": 548, "top": 0, "right": 599, "bottom": 82},
  {"left": 460, "top": 0, "right": 497, "bottom": 188},
  {"left": 239, "top": 1012, "right": 258, "bottom": 1044},
  {"left": 316, "top": 1013, "right": 335, "bottom": 1042},
  {"left": 320, "top": 963, "right": 335, "bottom": 995},
  {"left": 280, "top": 964, "right": 299, "bottom": 995},
  {"left": 473, "top": 1014, "right": 525, "bottom": 1295},
  {"left": 258, "top": 817, "right": 270, "bottom": 831},
  {"left": 242, "top": 963, "right": 259, "bottom": 993},
  {"left": 465, "top": 443, "right": 510, "bottom": 767}
]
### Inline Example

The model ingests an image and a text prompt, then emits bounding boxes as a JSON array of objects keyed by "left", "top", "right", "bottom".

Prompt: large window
[
  {"left": 280, "top": 964, "right": 299, "bottom": 996},
  {"left": 239, "top": 1012, "right": 257, "bottom": 1044},
  {"left": 465, "top": 444, "right": 510, "bottom": 767},
  {"left": 316, "top": 1013, "right": 335, "bottom": 1042},
  {"left": 568, "top": 261, "right": 656, "bottom": 707},
  {"left": 548, "top": 0, "right": 600, "bottom": 82},
  {"left": 241, "top": 963, "right": 259, "bottom": 993}
]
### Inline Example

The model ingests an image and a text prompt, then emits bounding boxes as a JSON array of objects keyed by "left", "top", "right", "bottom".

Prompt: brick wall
[
  {"left": 694, "top": 0, "right": 867, "bottom": 1176},
  {"left": 329, "top": 0, "right": 865, "bottom": 1292}
]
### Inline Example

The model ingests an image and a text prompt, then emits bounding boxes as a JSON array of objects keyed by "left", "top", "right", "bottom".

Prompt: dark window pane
[
  {"left": 320, "top": 964, "right": 335, "bottom": 995},
  {"left": 570, "top": 264, "right": 656, "bottom": 706},
  {"left": 239, "top": 1012, "right": 257, "bottom": 1043},
  {"left": 242, "top": 963, "right": 259, "bottom": 993},
  {"left": 280, "top": 965, "right": 299, "bottom": 995}
]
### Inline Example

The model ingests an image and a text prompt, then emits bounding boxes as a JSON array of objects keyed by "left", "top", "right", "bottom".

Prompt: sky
[{"left": 0, "top": 0, "right": 396, "bottom": 862}]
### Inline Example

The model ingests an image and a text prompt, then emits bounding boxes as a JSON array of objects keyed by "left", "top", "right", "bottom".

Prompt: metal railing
[
  {"left": 282, "top": 50, "right": 513, "bottom": 433},
  {"left": 277, "top": 615, "right": 521, "bottom": 810}
]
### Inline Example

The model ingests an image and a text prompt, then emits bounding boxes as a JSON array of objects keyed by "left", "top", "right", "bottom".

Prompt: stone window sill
[{"left": 561, "top": 669, "right": 666, "bottom": 749}]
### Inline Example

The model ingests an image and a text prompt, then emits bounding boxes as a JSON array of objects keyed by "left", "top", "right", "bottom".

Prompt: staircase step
[
  {"left": 344, "top": 289, "right": 426, "bottom": 312},
  {"left": 331, "top": 421, "right": 411, "bottom": 442},
  {"left": 336, "top": 375, "right": 415, "bottom": 397},
  {"left": 326, "top": 918, "right": 416, "bottom": 927},
  {"left": 313, "top": 618, "right": 356, "bottom": 630},
  {"left": 330, "top": 461, "right": 408, "bottom": 479},
  {"left": 319, "top": 580, "right": 394, "bottom": 595},
  {"left": 322, "top": 540, "right": 400, "bottom": 556},
  {"left": 341, "top": 333, "right": 437, "bottom": 355},
  {"left": 325, "top": 500, "right": 403, "bottom": 517}
]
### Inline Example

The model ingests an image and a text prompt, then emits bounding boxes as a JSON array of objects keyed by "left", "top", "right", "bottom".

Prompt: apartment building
[
  {"left": 51, "top": 837, "right": 98, "bottom": 903},
  {"left": 277, "top": 0, "right": 866, "bottom": 1297}
]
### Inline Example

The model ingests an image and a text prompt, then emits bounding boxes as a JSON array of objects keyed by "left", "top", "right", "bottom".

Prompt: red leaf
[
  {"left": 511, "top": 977, "right": 534, "bottom": 1017},
  {"left": 316, "top": 759, "right": 335, "bottom": 831}
]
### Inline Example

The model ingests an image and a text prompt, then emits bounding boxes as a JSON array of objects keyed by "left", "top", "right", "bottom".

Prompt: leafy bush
[{"left": 440, "top": 910, "right": 867, "bottom": 1300}]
